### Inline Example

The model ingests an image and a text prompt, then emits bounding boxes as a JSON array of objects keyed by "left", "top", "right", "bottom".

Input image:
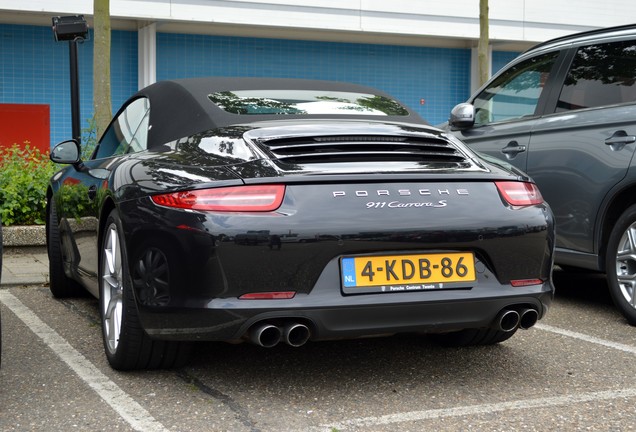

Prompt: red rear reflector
[
  {"left": 510, "top": 279, "right": 543, "bottom": 287},
  {"left": 151, "top": 184, "right": 285, "bottom": 212},
  {"left": 239, "top": 292, "right": 296, "bottom": 300},
  {"left": 495, "top": 182, "right": 543, "bottom": 207}
]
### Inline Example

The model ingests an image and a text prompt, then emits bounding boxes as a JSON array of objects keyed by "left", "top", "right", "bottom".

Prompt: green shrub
[
  {"left": 0, "top": 143, "right": 57, "bottom": 226},
  {"left": 0, "top": 119, "right": 98, "bottom": 226}
]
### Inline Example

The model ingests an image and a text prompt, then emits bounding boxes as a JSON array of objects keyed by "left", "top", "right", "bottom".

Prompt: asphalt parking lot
[{"left": 1, "top": 263, "right": 636, "bottom": 431}]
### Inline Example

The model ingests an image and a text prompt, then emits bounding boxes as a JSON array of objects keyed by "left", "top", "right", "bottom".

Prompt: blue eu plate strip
[{"left": 341, "top": 257, "right": 357, "bottom": 287}]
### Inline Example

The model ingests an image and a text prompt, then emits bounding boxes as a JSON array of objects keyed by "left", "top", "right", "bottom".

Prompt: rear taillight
[
  {"left": 151, "top": 184, "right": 285, "bottom": 212},
  {"left": 495, "top": 181, "right": 543, "bottom": 207}
]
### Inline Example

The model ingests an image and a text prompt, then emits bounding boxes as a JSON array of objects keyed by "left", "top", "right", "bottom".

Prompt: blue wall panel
[
  {"left": 0, "top": 24, "right": 137, "bottom": 148},
  {"left": 157, "top": 34, "right": 471, "bottom": 125},
  {"left": 1, "top": 25, "right": 519, "bottom": 146},
  {"left": 492, "top": 50, "right": 520, "bottom": 75}
]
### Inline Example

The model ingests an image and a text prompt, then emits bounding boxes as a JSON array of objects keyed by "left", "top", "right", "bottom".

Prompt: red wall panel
[{"left": 0, "top": 104, "right": 50, "bottom": 153}]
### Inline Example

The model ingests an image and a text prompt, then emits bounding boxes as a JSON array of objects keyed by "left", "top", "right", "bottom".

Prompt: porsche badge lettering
[{"left": 332, "top": 188, "right": 469, "bottom": 198}]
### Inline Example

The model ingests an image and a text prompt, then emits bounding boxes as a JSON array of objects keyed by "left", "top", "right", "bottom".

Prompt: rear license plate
[{"left": 341, "top": 252, "right": 476, "bottom": 293}]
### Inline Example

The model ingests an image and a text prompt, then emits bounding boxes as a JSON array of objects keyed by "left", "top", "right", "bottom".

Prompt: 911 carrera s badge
[{"left": 366, "top": 200, "right": 447, "bottom": 209}]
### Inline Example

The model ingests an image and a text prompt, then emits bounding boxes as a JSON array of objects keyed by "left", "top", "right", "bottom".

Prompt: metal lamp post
[{"left": 52, "top": 15, "right": 89, "bottom": 145}]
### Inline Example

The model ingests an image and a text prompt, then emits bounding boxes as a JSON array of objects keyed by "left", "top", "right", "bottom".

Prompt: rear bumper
[
  {"left": 122, "top": 180, "right": 555, "bottom": 343},
  {"left": 139, "top": 257, "right": 553, "bottom": 341}
]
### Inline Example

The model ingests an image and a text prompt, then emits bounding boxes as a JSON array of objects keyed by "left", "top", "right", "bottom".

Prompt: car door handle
[
  {"left": 501, "top": 141, "right": 527, "bottom": 154},
  {"left": 501, "top": 141, "right": 527, "bottom": 158},
  {"left": 88, "top": 185, "right": 97, "bottom": 201},
  {"left": 605, "top": 130, "right": 636, "bottom": 146}
]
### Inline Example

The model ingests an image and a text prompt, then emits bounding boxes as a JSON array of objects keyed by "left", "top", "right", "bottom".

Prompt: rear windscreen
[{"left": 208, "top": 89, "right": 409, "bottom": 116}]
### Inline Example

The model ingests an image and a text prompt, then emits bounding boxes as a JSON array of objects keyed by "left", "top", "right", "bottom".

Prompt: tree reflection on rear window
[{"left": 208, "top": 90, "right": 409, "bottom": 116}]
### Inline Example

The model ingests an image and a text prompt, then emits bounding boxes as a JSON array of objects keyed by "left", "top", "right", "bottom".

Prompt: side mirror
[
  {"left": 449, "top": 103, "right": 475, "bottom": 130},
  {"left": 50, "top": 139, "right": 81, "bottom": 164}
]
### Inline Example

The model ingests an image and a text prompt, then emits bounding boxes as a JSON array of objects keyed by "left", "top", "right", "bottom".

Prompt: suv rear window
[
  {"left": 557, "top": 40, "right": 636, "bottom": 111},
  {"left": 208, "top": 90, "right": 409, "bottom": 116}
]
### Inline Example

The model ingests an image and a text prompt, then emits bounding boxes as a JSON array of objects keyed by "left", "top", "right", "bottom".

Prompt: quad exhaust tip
[
  {"left": 494, "top": 307, "right": 539, "bottom": 332},
  {"left": 519, "top": 308, "right": 539, "bottom": 330},
  {"left": 249, "top": 323, "right": 282, "bottom": 348},
  {"left": 497, "top": 309, "right": 521, "bottom": 332},
  {"left": 249, "top": 322, "right": 311, "bottom": 348},
  {"left": 283, "top": 323, "right": 311, "bottom": 347}
]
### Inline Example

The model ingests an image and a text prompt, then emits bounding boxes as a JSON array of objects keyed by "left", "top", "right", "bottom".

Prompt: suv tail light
[
  {"left": 495, "top": 181, "right": 543, "bottom": 207},
  {"left": 151, "top": 184, "right": 285, "bottom": 212}
]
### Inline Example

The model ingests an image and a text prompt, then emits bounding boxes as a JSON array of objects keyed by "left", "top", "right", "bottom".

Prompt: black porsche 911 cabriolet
[{"left": 47, "top": 77, "right": 555, "bottom": 370}]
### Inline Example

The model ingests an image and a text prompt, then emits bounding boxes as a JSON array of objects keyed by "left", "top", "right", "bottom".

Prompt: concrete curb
[{"left": 2, "top": 225, "right": 46, "bottom": 247}]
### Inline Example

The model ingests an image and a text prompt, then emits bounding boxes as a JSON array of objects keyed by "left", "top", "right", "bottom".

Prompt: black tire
[
  {"left": 430, "top": 327, "right": 517, "bottom": 347},
  {"left": 47, "top": 197, "right": 84, "bottom": 298},
  {"left": 605, "top": 204, "right": 636, "bottom": 325},
  {"left": 99, "top": 209, "right": 191, "bottom": 370}
]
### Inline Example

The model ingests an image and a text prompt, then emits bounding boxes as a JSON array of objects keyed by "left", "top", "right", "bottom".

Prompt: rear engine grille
[{"left": 256, "top": 135, "right": 471, "bottom": 166}]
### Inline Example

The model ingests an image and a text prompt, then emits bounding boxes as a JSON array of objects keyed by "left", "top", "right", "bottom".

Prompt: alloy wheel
[
  {"left": 615, "top": 222, "right": 636, "bottom": 310},
  {"left": 101, "top": 222, "right": 124, "bottom": 354}
]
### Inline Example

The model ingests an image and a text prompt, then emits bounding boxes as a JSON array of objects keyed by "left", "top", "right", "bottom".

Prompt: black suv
[{"left": 444, "top": 24, "right": 636, "bottom": 324}]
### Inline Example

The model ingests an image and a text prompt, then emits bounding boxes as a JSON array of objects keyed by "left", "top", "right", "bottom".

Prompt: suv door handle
[
  {"left": 501, "top": 141, "right": 527, "bottom": 159},
  {"left": 605, "top": 130, "right": 636, "bottom": 151},
  {"left": 605, "top": 130, "right": 636, "bottom": 146}
]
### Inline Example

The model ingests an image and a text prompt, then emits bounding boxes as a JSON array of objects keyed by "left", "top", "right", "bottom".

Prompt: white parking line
[
  {"left": 0, "top": 291, "right": 169, "bottom": 432},
  {"left": 318, "top": 388, "right": 636, "bottom": 431},
  {"left": 535, "top": 323, "right": 636, "bottom": 355},
  {"left": 317, "top": 323, "right": 636, "bottom": 431},
  {"left": 5, "top": 285, "right": 635, "bottom": 432}
]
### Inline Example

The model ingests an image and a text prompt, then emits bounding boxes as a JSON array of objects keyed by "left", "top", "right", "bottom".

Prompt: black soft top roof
[{"left": 126, "top": 77, "right": 426, "bottom": 149}]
